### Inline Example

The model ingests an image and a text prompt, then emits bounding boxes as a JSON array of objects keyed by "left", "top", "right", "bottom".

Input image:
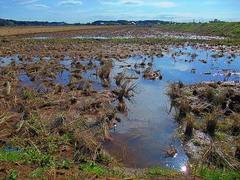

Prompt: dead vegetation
[
  {"left": 169, "top": 81, "right": 240, "bottom": 170},
  {"left": 0, "top": 28, "right": 240, "bottom": 178},
  {"left": 0, "top": 46, "right": 125, "bottom": 179}
]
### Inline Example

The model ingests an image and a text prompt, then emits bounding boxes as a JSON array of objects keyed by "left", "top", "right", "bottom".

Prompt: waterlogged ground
[
  {"left": 16, "top": 26, "right": 226, "bottom": 41},
  {"left": 0, "top": 44, "right": 240, "bottom": 173},
  {"left": 104, "top": 46, "right": 240, "bottom": 171},
  {"left": 26, "top": 33, "right": 225, "bottom": 41}
]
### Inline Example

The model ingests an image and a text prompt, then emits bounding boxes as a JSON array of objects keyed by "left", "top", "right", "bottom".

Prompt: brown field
[{"left": 0, "top": 25, "right": 123, "bottom": 36}]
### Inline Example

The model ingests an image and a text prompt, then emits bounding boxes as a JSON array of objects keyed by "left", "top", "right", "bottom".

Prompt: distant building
[{"left": 210, "top": 19, "right": 224, "bottom": 23}]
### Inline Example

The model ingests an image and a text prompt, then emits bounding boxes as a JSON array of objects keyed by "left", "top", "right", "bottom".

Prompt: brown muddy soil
[{"left": 0, "top": 25, "right": 224, "bottom": 40}]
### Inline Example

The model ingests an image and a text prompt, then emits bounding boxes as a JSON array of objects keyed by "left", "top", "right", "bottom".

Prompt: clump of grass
[
  {"left": 0, "top": 149, "right": 24, "bottom": 162},
  {"left": 23, "top": 147, "right": 55, "bottom": 167},
  {"left": 117, "top": 99, "right": 127, "bottom": 112},
  {"left": 113, "top": 79, "right": 136, "bottom": 112},
  {"left": 178, "top": 100, "right": 191, "bottom": 120},
  {"left": 0, "top": 147, "right": 55, "bottom": 167},
  {"left": 21, "top": 87, "right": 37, "bottom": 100},
  {"left": 7, "top": 169, "right": 17, "bottom": 180},
  {"left": 205, "top": 88, "right": 216, "bottom": 102},
  {"left": 79, "top": 162, "right": 108, "bottom": 176},
  {"left": 147, "top": 167, "right": 180, "bottom": 177},
  {"left": 195, "top": 166, "right": 240, "bottom": 180},
  {"left": 235, "top": 147, "right": 240, "bottom": 160},
  {"left": 212, "top": 93, "right": 226, "bottom": 107},
  {"left": 97, "top": 60, "right": 112, "bottom": 87},
  {"left": 113, "top": 79, "right": 136, "bottom": 101},
  {"left": 230, "top": 113, "right": 240, "bottom": 136},
  {"left": 205, "top": 112, "right": 218, "bottom": 137},
  {"left": 79, "top": 162, "right": 125, "bottom": 178},
  {"left": 184, "top": 114, "right": 195, "bottom": 138},
  {"left": 58, "top": 159, "right": 72, "bottom": 169},
  {"left": 206, "top": 119, "right": 217, "bottom": 137},
  {"left": 115, "top": 72, "right": 125, "bottom": 86},
  {"left": 98, "top": 61, "right": 112, "bottom": 80},
  {"left": 3, "top": 81, "right": 11, "bottom": 96},
  {"left": 96, "top": 152, "right": 113, "bottom": 165},
  {"left": 218, "top": 112, "right": 240, "bottom": 136},
  {"left": 73, "top": 129, "right": 101, "bottom": 163},
  {"left": 168, "top": 83, "right": 181, "bottom": 99},
  {"left": 29, "top": 168, "right": 47, "bottom": 178},
  {"left": 203, "top": 88, "right": 226, "bottom": 107}
]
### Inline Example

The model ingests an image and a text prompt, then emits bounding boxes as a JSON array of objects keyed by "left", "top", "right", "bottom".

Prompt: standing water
[
  {"left": 1, "top": 45, "right": 239, "bottom": 172},
  {"left": 103, "top": 45, "right": 240, "bottom": 171}
]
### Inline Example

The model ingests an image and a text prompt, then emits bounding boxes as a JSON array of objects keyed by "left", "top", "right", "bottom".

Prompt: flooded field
[
  {"left": 1, "top": 0, "right": 240, "bottom": 177},
  {"left": 1, "top": 43, "right": 239, "bottom": 172},
  {"left": 26, "top": 33, "right": 225, "bottom": 41},
  {"left": 5, "top": 26, "right": 226, "bottom": 41},
  {"left": 0, "top": 28, "right": 240, "bottom": 179},
  {"left": 104, "top": 46, "right": 240, "bottom": 171}
]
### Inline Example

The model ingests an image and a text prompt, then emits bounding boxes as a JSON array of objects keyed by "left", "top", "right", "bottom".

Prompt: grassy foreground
[{"left": 1, "top": 149, "right": 240, "bottom": 179}]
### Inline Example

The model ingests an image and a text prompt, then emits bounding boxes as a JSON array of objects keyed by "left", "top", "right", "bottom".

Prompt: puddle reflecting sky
[{"left": 104, "top": 46, "right": 240, "bottom": 171}]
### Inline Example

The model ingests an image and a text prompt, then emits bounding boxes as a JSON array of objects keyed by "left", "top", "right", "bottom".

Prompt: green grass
[
  {"left": 79, "top": 162, "right": 108, "bottom": 176},
  {"left": 7, "top": 169, "right": 17, "bottom": 180},
  {"left": 0, "top": 148, "right": 55, "bottom": 167},
  {"left": 29, "top": 168, "right": 47, "bottom": 178},
  {"left": 79, "top": 162, "right": 125, "bottom": 178},
  {"left": 197, "top": 166, "right": 240, "bottom": 180},
  {"left": 2, "top": 149, "right": 240, "bottom": 179},
  {"left": 22, "top": 87, "right": 37, "bottom": 100},
  {"left": 157, "top": 22, "right": 240, "bottom": 39},
  {"left": 0, "top": 149, "right": 24, "bottom": 162},
  {"left": 147, "top": 167, "right": 181, "bottom": 177}
]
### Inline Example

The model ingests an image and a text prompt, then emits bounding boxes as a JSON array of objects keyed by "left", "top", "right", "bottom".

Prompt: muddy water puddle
[{"left": 1, "top": 45, "right": 239, "bottom": 171}]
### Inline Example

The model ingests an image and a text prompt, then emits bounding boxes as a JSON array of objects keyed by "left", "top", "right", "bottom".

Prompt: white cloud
[
  {"left": 121, "top": 0, "right": 143, "bottom": 5},
  {"left": 157, "top": 2, "right": 176, "bottom": 8},
  {"left": 99, "top": 0, "right": 177, "bottom": 8},
  {"left": 58, "top": 0, "right": 83, "bottom": 6},
  {"left": 99, "top": 0, "right": 142, "bottom": 5},
  {"left": 14, "top": 0, "right": 39, "bottom": 5},
  {"left": 14, "top": 0, "right": 49, "bottom": 9},
  {"left": 32, "top": 4, "right": 49, "bottom": 8}
]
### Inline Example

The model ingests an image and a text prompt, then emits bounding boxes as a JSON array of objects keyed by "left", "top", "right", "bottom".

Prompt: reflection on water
[
  {"left": 24, "top": 33, "right": 225, "bottom": 41},
  {"left": 0, "top": 55, "right": 20, "bottom": 67},
  {"left": 104, "top": 46, "right": 240, "bottom": 171}
]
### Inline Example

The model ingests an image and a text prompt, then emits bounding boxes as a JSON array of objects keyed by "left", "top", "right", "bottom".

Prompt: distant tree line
[
  {"left": 0, "top": 18, "right": 232, "bottom": 27},
  {"left": 0, "top": 18, "right": 174, "bottom": 26},
  {"left": 0, "top": 19, "right": 68, "bottom": 26}
]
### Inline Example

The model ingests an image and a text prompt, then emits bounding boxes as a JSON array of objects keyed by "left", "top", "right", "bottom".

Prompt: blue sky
[{"left": 0, "top": 0, "right": 240, "bottom": 23}]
